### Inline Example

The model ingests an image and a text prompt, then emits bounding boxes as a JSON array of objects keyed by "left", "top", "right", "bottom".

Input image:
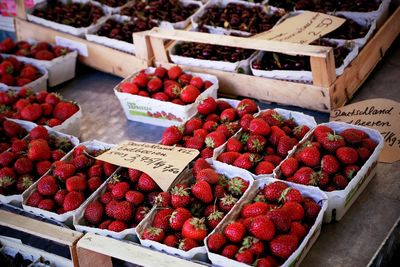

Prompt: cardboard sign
[
  {"left": 253, "top": 11, "right": 345, "bottom": 44},
  {"left": 330, "top": 99, "right": 400, "bottom": 163},
  {"left": 96, "top": 141, "right": 199, "bottom": 191}
]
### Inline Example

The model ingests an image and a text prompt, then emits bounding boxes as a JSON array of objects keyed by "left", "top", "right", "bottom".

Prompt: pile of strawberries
[
  {"left": 217, "top": 109, "right": 311, "bottom": 175},
  {"left": 207, "top": 181, "right": 321, "bottom": 265},
  {"left": 119, "top": 66, "right": 213, "bottom": 104},
  {"left": 278, "top": 125, "right": 378, "bottom": 191},
  {"left": 0, "top": 88, "right": 79, "bottom": 127},
  {"left": 0, "top": 38, "right": 71, "bottom": 61},
  {"left": 161, "top": 97, "right": 259, "bottom": 158},
  {"left": 82, "top": 167, "right": 162, "bottom": 232},
  {"left": 141, "top": 159, "right": 249, "bottom": 251},
  {"left": 26, "top": 144, "right": 117, "bottom": 214},
  {"left": 0, "top": 56, "right": 43, "bottom": 86},
  {"left": 0, "top": 119, "right": 28, "bottom": 153},
  {"left": 0, "top": 125, "right": 74, "bottom": 196}
]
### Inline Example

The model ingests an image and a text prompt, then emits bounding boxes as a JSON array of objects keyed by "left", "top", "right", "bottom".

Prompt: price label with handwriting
[{"left": 96, "top": 141, "right": 199, "bottom": 191}]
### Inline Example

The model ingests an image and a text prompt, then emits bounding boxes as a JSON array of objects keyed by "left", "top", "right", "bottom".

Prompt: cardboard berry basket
[
  {"left": 26, "top": 0, "right": 110, "bottom": 37},
  {"left": 0, "top": 236, "right": 71, "bottom": 267},
  {"left": 213, "top": 108, "right": 317, "bottom": 179},
  {"left": 0, "top": 55, "right": 48, "bottom": 93},
  {"left": 21, "top": 140, "right": 117, "bottom": 225},
  {"left": 205, "top": 177, "right": 328, "bottom": 267},
  {"left": 275, "top": 121, "right": 384, "bottom": 223},
  {"left": 113, "top": 67, "right": 218, "bottom": 127},
  {"left": 0, "top": 119, "right": 38, "bottom": 205},
  {"left": 136, "top": 163, "right": 254, "bottom": 261}
]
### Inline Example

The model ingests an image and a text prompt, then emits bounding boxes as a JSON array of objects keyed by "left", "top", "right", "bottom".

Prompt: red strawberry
[
  {"left": 21, "top": 103, "right": 42, "bottom": 121},
  {"left": 242, "top": 236, "right": 265, "bottom": 256},
  {"left": 277, "top": 135, "right": 297, "bottom": 157},
  {"left": 53, "top": 163, "right": 76, "bottom": 181},
  {"left": 16, "top": 175, "right": 34, "bottom": 193},
  {"left": 120, "top": 82, "right": 139, "bottom": 94},
  {"left": 220, "top": 108, "right": 237, "bottom": 123},
  {"left": 155, "top": 192, "right": 171, "bottom": 207},
  {"left": 197, "top": 97, "right": 217, "bottom": 115},
  {"left": 261, "top": 110, "right": 284, "bottom": 127},
  {"left": 54, "top": 189, "right": 68, "bottom": 206},
  {"left": 206, "top": 209, "right": 223, "bottom": 229},
  {"left": 303, "top": 198, "right": 321, "bottom": 223},
  {"left": 161, "top": 126, "right": 183, "bottom": 145},
  {"left": 66, "top": 175, "right": 87, "bottom": 192},
  {"left": 63, "top": 191, "right": 85, "bottom": 211},
  {"left": 184, "top": 117, "right": 202, "bottom": 135},
  {"left": 314, "top": 125, "right": 333, "bottom": 142},
  {"left": 255, "top": 161, "right": 275, "bottom": 175},
  {"left": 218, "top": 194, "right": 237, "bottom": 213},
  {"left": 27, "top": 139, "right": 51, "bottom": 161},
  {"left": 279, "top": 187, "right": 302, "bottom": 203},
  {"left": 191, "top": 180, "right": 213, "bottom": 203},
  {"left": 12, "top": 140, "right": 27, "bottom": 154},
  {"left": 154, "top": 67, "right": 167, "bottom": 78},
  {"left": 362, "top": 138, "right": 377, "bottom": 152},
  {"left": 336, "top": 147, "right": 358, "bottom": 165},
  {"left": 293, "top": 125, "right": 310, "bottom": 140},
  {"left": 256, "top": 256, "right": 280, "bottom": 267},
  {"left": 53, "top": 101, "right": 79, "bottom": 122},
  {"left": 235, "top": 249, "right": 254, "bottom": 264},
  {"left": 152, "top": 92, "right": 169, "bottom": 101},
  {"left": 38, "top": 199, "right": 55, "bottom": 211},
  {"left": 280, "top": 157, "right": 298, "bottom": 177},
  {"left": 35, "top": 50, "right": 55, "bottom": 60},
  {"left": 164, "top": 83, "right": 182, "bottom": 99},
  {"left": 217, "top": 151, "right": 241, "bottom": 165},
  {"left": 321, "top": 155, "right": 340, "bottom": 174},
  {"left": 147, "top": 77, "right": 162, "bottom": 93},
  {"left": 152, "top": 208, "right": 174, "bottom": 230},
  {"left": 137, "top": 173, "right": 159, "bottom": 192},
  {"left": 299, "top": 146, "right": 320, "bottom": 167},
  {"left": 163, "top": 234, "right": 179, "bottom": 247},
  {"left": 184, "top": 136, "right": 204, "bottom": 150},
  {"left": 340, "top": 128, "right": 367, "bottom": 144},
  {"left": 221, "top": 244, "right": 239, "bottom": 259},
  {"left": 289, "top": 221, "right": 307, "bottom": 240},
  {"left": 37, "top": 175, "right": 58, "bottom": 196},
  {"left": 344, "top": 165, "right": 360, "bottom": 180},
  {"left": 26, "top": 191, "right": 42, "bottom": 207},
  {"left": 192, "top": 158, "right": 211, "bottom": 177},
  {"left": 224, "top": 221, "right": 246, "bottom": 243},
  {"left": 0, "top": 151, "right": 16, "bottom": 167},
  {"left": 103, "top": 162, "right": 117, "bottom": 177},
  {"left": 180, "top": 85, "right": 200, "bottom": 103},
  {"left": 169, "top": 207, "right": 192, "bottom": 231},
  {"left": 125, "top": 190, "right": 144, "bottom": 206},
  {"left": 0, "top": 61, "right": 14, "bottom": 75},
  {"left": 182, "top": 217, "right": 207, "bottom": 241},
  {"left": 357, "top": 147, "right": 371, "bottom": 162},
  {"left": 108, "top": 220, "right": 128, "bottom": 232},
  {"left": 178, "top": 238, "right": 199, "bottom": 251},
  {"left": 205, "top": 131, "right": 226, "bottom": 149},
  {"left": 190, "top": 76, "right": 204, "bottom": 89},
  {"left": 246, "top": 134, "right": 266, "bottom": 153},
  {"left": 233, "top": 153, "right": 256, "bottom": 170},
  {"left": 133, "top": 73, "right": 149, "bottom": 87},
  {"left": 267, "top": 209, "right": 292, "bottom": 232},
  {"left": 282, "top": 201, "right": 304, "bottom": 221},
  {"left": 320, "top": 132, "right": 345, "bottom": 153},
  {"left": 98, "top": 220, "right": 112, "bottom": 230},
  {"left": 84, "top": 201, "right": 104, "bottom": 225},
  {"left": 293, "top": 167, "right": 318, "bottom": 185},
  {"left": 207, "top": 233, "right": 226, "bottom": 253},
  {"left": 35, "top": 160, "right": 52, "bottom": 176},
  {"left": 3, "top": 120, "right": 25, "bottom": 138},
  {"left": 269, "top": 235, "right": 299, "bottom": 259},
  {"left": 241, "top": 202, "right": 270, "bottom": 218},
  {"left": 113, "top": 201, "right": 134, "bottom": 221},
  {"left": 249, "top": 215, "right": 275, "bottom": 240},
  {"left": 226, "top": 137, "right": 243, "bottom": 152},
  {"left": 196, "top": 168, "right": 219, "bottom": 185},
  {"left": 227, "top": 177, "right": 249, "bottom": 196},
  {"left": 13, "top": 157, "right": 33, "bottom": 175},
  {"left": 143, "top": 227, "right": 165, "bottom": 241},
  {"left": 333, "top": 174, "right": 349, "bottom": 189},
  {"left": 237, "top": 99, "right": 258, "bottom": 118},
  {"left": 134, "top": 206, "right": 150, "bottom": 223},
  {"left": 263, "top": 181, "right": 288, "bottom": 202},
  {"left": 170, "top": 183, "right": 190, "bottom": 208},
  {"left": 168, "top": 66, "right": 183, "bottom": 80},
  {"left": 249, "top": 118, "right": 270, "bottom": 136},
  {"left": 127, "top": 168, "right": 142, "bottom": 183}
]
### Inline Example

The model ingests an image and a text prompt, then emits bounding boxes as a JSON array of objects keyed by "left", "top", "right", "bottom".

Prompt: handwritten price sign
[
  {"left": 96, "top": 141, "right": 199, "bottom": 191},
  {"left": 253, "top": 11, "right": 345, "bottom": 44},
  {"left": 330, "top": 98, "right": 400, "bottom": 163}
]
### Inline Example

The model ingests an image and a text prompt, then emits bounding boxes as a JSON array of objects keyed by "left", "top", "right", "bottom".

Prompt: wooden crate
[
  {"left": 76, "top": 232, "right": 207, "bottom": 267},
  {"left": 0, "top": 210, "right": 84, "bottom": 266},
  {"left": 14, "top": 0, "right": 153, "bottom": 78},
  {"left": 147, "top": 7, "right": 400, "bottom": 112}
]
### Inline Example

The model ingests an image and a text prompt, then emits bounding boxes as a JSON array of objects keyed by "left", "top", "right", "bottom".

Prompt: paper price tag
[
  {"left": 55, "top": 36, "right": 88, "bottom": 57},
  {"left": 330, "top": 98, "right": 400, "bottom": 163},
  {"left": 96, "top": 141, "right": 199, "bottom": 191},
  {"left": 253, "top": 11, "right": 345, "bottom": 44}
]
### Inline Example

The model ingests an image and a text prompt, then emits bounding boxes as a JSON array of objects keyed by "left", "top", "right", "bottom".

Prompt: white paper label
[{"left": 55, "top": 36, "right": 88, "bottom": 57}]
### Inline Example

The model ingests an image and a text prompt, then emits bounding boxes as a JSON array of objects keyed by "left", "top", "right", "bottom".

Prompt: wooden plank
[
  {"left": 157, "top": 61, "right": 331, "bottom": 112},
  {"left": 310, "top": 49, "right": 336, "bottom": 87},
  {"left": 132, "top": 31, "right": 154, "bottom": 61},
  {"left": 148, "top": 28, "right": 332, "bottom": 58},
  {"left": 0, "top": 210, "right": 82, "bottom": 246},
  {"left": 77, "top": 233, "right": 205, "bottom": 267},
  {"left": 14, "top": 19, "right": 150, "bottom": 78},
  {"left": 77, "top": 247, "right": 112, "bottom": 267},
  {"left": 150, "top": 37, "right": 170, "bottom": 63},
  {"left": 15, "top": 0, "right": 27, "bottom": 20},
  {"left": 330, "top": 7, "right": 400, "bottom": 109}
]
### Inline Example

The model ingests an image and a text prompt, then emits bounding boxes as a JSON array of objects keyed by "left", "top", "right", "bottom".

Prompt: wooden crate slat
[{"left": 77, "top": 233, "right": 206, "bottom": 267}]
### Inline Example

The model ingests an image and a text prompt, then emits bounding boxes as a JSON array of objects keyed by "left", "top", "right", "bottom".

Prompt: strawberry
[
  {"left": 357, "top": 147, "right": 371, "bottom": 162},
  {"left": 164, "top": 83, "right": 181, "bottom": 99},
  {"left": 133, "top": 73, "right": 149, "bottom": 87},
  {"left": 168, "top": 66, "right": 183, "bottom": 80},
  {"left": 35, "top": 160, "right": 52, "bottom": 176},
  {"left": 226, "top": 137, "right": 243, "bottom": 152},
  {"left": 207, "top": 233, "right": 227, "bottom": 253},
  {"left": 66, "top": 175, "right": 87, "bottom": 192},
  {"left": 299, "top": 146, "right": 320, "bottom": 167},
  {"left": 293, "top": 167, "right": 317, "bottom": 185},
  {"left": 35, "top": 50, "right": 55, "bottom": 60},
  {"left": 333, "top": 174, "right": 349, "bottom": 189},
  {"left": 127, "top": 168, "right": 142, "bottom": 183},
  {"left": 269, "top": 234, "right": 299, "bottom": 259},
  {"left": 207, "top": 209, "right": 224, "bottom": 229},
  {"left": 38, "top": 199, "right": 55, "bottom": 211},
  {"left": 336, "top": 147, "right": 358, "bottom": 165},
  {"left": 137, "top": 173, "right": 159, "bottom": 192},
  {"left": 13, "top": 157, "right": 33, "bottom": 175},
  {"left": 344, "top": 165, "right": 360, "bottom": 180},
  {"left": 98, "top": 220, "right": 112, "bottom": 230},
  {"left": 362, "top": 138, "right": 377, "bottom": 152},
  {"left": 320, "top": 132, "right": 345, "bottom": 153},
  {"left": 182, "top": 217, "right": 207, "bottom": 241},
  {"left": 21, "top": 103, "right": 42, "bottom": 121},
  {"left": 277, "top": 135, "right": 297, "bottom": 157},
  {"left": 247, "top": 134, "right": 266, "bottom": 153},
  {"left": 196, "top": 168, "right": 219, "bottom": 185},
  {"left": 154, "top": 66, "right": 167, "bottom": 78},
  {"left": 282, "top": 201, "right": 304, "bottom": 221},
  {"left": 87, "top": 164, "right": 102, "bottom": 178},
  {"left": 249, "top": 118, "right": 270, "bottom": 136},
  {"left": 303, "top": 198, "right": 321, "bottom": 223},
  {"left": 155, "top": 192, "right": 171, "bottom": 207},
  {"left": 262, "top": 181, "right": 288, "bottom": 202},
  {"left": 169, "top": 207, "right": 192, "bottom": 231},
  {"left": 261, "top": 110, "right": 284, "bottom": 127},
  {"left": 192, "top": 158, "right": 211, "bottom": 176},
  {"left": 222, "top": 244, "right": 239, "bottom": 259},
  {"left": 147, "top": 77, "right": 163, "bottom": 93},
  {"left": 216, "top": 122, "right": 238, "bottom": 138},
  {"left": 120, "top": 82, "right": 139, "bottom": 94},
  {"left": 0, "top": 151, "right": 15, "bottom": 167},
  {"left": 191, "top": 180, "right": 213, "bottom": 203},
  {"left": 280, "top": 157, "right": 298, "bottom": 177},
  {"left": 143, "top": 226, "right": 166, "bottom": 241},
  {"left": 321, "top": 155, "right": 339, "bottom": 174},
  {"left": 108, "top": 220, "right": 128, "bottom": 232},
  {"left": 293, "top": 125, "right": 310, "bottom": 140},
  {"left": 233, "top": 153, "right": 256, "bottom": 170},
  {"left": 247, "top": 215, "right": 275, "bottom": 240},
  {"left": 189, "top": 76, "right": 204, "bottom": 89},
  {"left": 235, "top": 249, "right": 254, "bottom": 264},
  {"left": 0, "top": 61, "right": 14, "bottom": 75},
  {"left": 84, "top": 201, "right": 104, "bottom": 225},
  {"left": 279, "top": 187, "right": 302, "bottom": 203},
  {"left": 170, "top": 184, "right": 190, "bottom": 208},
  {"left": 27, "top": 139, "right": 51, "bottom": 161},
  {"left": 113, "top": 201, "right": 134, "bottom": 221},
  {"left": 256, "top": 256, "right": 280, "bottom": 267},
  {"left": 255, "top": 161, "right": 275, "bottom": 175},
  {"left": 179, "top": 73, "right": 192, "bottom": 85},
  {"left": 161, "top": 126, "right": 183, "bottom": 145},
  {"left": 135, "top": 206, "right": 150, "bottom": 223},
  {"left": 63, "top": 191, "right": 84, "bottom": 211},
  {"left": 218, "top": 194, "right": 237, "bottom": 213},
  {"left": 180, "top": 85, "right": 200, "bottom": 103},
  {"left": 152, "top": 92, "right": 169, "bottom": 101},
  {"left": 152, "top": 208, "right": 174, "bottom": 230},
  {"left": 224, "top": 221, "right": 246, "bottom": 243},
  {"left": 16, "top": 175, "right": 34, "bottom": 193},
  {"left": 197, "top": 97, "right": 217, "bottom": 115},
  {"left": 26, "top": 191, "right": 42, "bottom": 207},
  {"left": 125, "top": 190, "right": 144, "bottom": 206},
  {"left": 100, "top": 191, "right": 113, "bottom": 205},
  {"left": 340, "top": 128, "right": 367, "bottom": 144},
  {"left": 12, "top": 140, "right": 27, "bottom": 154},
  {"left": 217, "top": 151, "right": 241, "bottom": 165},
  {"left": 54, "top": 189, "right": 68, "bottom": 206},
  {"left": 53, "top": 163, "right": 76, "bottom": 181},
  {"left": 163, "top": 234, "right": 179, "bottom": 247},
  {"left": 37, "top": 175, "right": 58, "bottom": 196},
  {"left": 111, "top": 182, "right": 130, "bottom": 199},
  {"left": 178, "top": 238, "right": 199, "bottom": 251},
  {"left": 53, "top": 101, "right": 79, "bottom": 122},
  {"left": 184, "top": 136, "right": 204, "bottom": 150},
  {"left": 227, "top": 177, "right": 249, "bottom": 196},
  {"left": 103, "top": 162, "right": 117, "bottom": 177},
  {"left": 267, "top": 208, "right": 292, "bottom": 233},
  {"left": 184, "top": 117, "right": 203, "bottom": 135},
  {"left": 205, "top": 131, "right": 226, "bottom": 148},
  {"left": 237, "top": 99, "right": 258, "bottom": 118},
  {"left": 314, "top": 125, "right": 333, "bottom": 142},
  {"left": 220, "top": 108, "right": 237, "bottom": 123}
]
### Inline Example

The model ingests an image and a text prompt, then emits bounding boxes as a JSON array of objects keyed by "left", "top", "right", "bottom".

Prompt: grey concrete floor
[{"left": 54, "top": 37, "right": 400, "bottom": 266}]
